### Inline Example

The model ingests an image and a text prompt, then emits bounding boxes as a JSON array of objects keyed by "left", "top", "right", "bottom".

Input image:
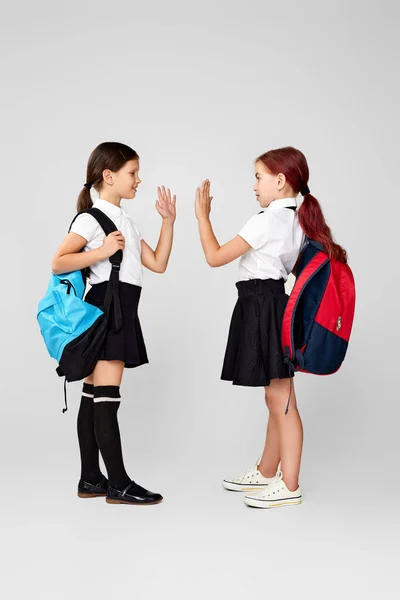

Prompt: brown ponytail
[
  {"left": 77, "top": 186, "right": 93, "bottom": 213},
  {"left": 76, "top": 142, "right": 140, "bottom": 213}
]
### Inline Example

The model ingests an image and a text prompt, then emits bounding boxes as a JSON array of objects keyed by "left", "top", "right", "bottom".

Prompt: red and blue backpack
[{"left": 281, "top": 236, "right": 355, "bottom": 410}]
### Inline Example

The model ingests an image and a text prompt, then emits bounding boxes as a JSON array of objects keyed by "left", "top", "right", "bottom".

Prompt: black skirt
[
  {"left": 221, "top": 278, "right": 294, "bottom": 386},
  {"left": 84, "top": 281, "right": 149, "bottom": 369}
]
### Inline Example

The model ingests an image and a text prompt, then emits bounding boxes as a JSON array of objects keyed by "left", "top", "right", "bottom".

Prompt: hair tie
[
  {"left": 300, "top": 184, "right": 310, "bottom": 196},
  {"left": 83, "top": 182, "right": 92, "bottom": 190}
]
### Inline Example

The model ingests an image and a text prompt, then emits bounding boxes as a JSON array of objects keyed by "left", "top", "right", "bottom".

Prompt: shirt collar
[
  {"left": 94, "top": 198, "right": 125, "bottom": 216},
  {"left": 260, "top": 197, "right": 298, "bottom": 212}
]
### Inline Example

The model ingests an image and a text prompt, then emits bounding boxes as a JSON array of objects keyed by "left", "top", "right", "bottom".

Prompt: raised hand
[
  {"left": 195, "top": 179, "right": 213, "bottom": 220},
  {"left": 156, "top": 186, "right": 177, "bottom": 223}
]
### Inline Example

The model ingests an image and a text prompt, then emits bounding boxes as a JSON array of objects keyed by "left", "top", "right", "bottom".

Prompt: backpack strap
[
  {"left": 304, "top": 236, "right": 325, "bottom": 253},
  {"left": 69, "top": 208, "right": 123, "bottom": 332},
  {"left": 284, "top": 207, "right": 326, "bottom": 253}
]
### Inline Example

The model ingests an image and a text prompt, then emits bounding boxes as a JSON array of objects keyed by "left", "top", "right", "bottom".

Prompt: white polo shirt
[
  {"left": 238, "top": 197, "right": 306, "bottom": 282},
  {"left": 70, "top": 198, "right": 143, "bottom": 286}
]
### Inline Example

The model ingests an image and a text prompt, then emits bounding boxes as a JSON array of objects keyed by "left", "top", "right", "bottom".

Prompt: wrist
[{"left": 92, "top": 247, "right": 106, "bottom": 262}]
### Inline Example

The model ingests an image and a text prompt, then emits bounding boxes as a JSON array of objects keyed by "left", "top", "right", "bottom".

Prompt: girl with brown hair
[{"left": 52, "top": 142, "right": 176, "bottom": 505}]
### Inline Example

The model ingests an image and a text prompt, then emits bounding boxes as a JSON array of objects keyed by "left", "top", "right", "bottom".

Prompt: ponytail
[
  {"left": 298, "top": 193, "right": 347, "bottom": 264},
  {"left": 77, "top": 186, "right": 93, "bottom": 213}
]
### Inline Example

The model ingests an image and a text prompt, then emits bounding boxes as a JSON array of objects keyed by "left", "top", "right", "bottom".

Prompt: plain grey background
[{"left": 1, "top": 0, "right": 399, "bottom": 597}]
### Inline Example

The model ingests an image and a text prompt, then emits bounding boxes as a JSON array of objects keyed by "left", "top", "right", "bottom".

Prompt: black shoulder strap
[
  {"left": 68, "top": 207, "right": 123, "bottom": 266},
  {"left": 69, "top": 207, "right": 116, "bottom": 236},
  {"left": 68, "top": 207, "right": 123, "bottom": 331}
]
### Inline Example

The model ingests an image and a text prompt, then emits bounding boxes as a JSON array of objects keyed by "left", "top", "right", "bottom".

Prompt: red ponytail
[
  {"left": 297, "top": 193, "right": 347, "bottom": 263},
  {"left": 256, "top": 146, "right": 348, "bottom": 264}
]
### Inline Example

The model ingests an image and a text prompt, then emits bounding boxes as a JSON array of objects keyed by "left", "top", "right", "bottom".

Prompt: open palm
[{"left": 156, "top": 186, "right": 176, "bottom": 222}]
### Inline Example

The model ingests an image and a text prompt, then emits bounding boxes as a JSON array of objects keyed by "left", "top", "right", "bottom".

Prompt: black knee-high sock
[
  {"left": 93, "top": 386, "right": 131, "bottom": 490},
  {"left": 77, "top": 383, "right": 104, "bottom": 483}
]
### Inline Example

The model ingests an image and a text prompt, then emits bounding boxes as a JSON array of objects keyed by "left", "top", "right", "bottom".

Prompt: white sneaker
[
  {"left": 222, "top": 459, "right": 280, "bottom": 492},
  {"left": 244, "top": 471, "right": 302, "bottom": 508}
]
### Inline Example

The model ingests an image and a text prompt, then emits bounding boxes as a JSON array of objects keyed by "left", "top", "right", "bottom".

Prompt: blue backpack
[{"left": 37, "top": 208, "right": 123, "bottom": 412}]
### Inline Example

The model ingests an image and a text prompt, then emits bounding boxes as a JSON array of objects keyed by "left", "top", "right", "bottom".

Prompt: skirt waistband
[
  {"left": 235, "top": 278, "right": 285, "bottom": 298},
  {"left": 86, "top": 281, "right": 142, "bottom": 307},
  {"left": 89, "top": 281, "right": 142, "bottom": 294}
]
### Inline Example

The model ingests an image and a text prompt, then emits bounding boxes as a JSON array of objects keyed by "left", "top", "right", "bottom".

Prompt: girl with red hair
[{"left": 195, "top": 146, "right": 347, "bottom": 509}]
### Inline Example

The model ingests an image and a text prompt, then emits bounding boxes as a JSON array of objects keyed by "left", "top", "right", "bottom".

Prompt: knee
[
  {"left": 269, "top": 386, "right": 298, "bottom": 416},
  {"left": 267, "top": 387, "right": 293, "bottom": 416},
  {"left": 267, "top": 393, "right": 283, "bottom": 416}
]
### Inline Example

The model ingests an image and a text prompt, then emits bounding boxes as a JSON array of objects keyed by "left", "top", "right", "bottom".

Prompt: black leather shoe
[
  {"left": 78, "top": 476, "right": 109, "bottom": 498},
  {"left": 106, "top": 481, "right": 163, "bottom": 505}
]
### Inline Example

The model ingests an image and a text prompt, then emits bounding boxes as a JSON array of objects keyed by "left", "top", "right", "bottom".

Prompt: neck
[
  {"left": 98, "top": 190, "right": 122, "bottom": 207},
  {"left": 263, "top": 195, "right": 296, "bottom": 208}
]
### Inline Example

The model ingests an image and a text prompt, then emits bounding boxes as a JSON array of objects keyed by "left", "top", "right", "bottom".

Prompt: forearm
[
  {"left": 153, "top": 219, "right": 174, "bottom": 272},
  {"left": 197, "top": 216, "right": 220, "bottom": 265},
  {"left": 52, "top": 247, "right": 104, "bottom": 275}
]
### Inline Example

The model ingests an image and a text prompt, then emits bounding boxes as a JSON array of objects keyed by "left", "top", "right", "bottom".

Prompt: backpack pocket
[
  {"left": 303, "top": 321, "right": 348, "bottom": 374},
  {"left": 37, "top": 288, "right": 104, "bottom": 361},
  {"left": 37, "top": 290, "right": 73, "bottom": 333}
]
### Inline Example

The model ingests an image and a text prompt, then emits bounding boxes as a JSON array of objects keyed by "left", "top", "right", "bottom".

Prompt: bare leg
[
  {"left": 266, "top": 378, "right": 303, "bottom": 491},
  {"left": 92, "top": 360, "right": 124, "bottom": 387},
  {"left": 85, "top": 359, "right": 124, "bottom": 387},
  {"left": 257, "top": 388, "right": 281, "bottom": 478}
]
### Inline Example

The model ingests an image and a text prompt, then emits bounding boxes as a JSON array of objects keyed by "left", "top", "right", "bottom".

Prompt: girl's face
[
  {"left": 111, "top": 158, "right": 141, "bottom": 200},
  {"left": 252, "top": 160, "right": 294, "bottom": 208}
]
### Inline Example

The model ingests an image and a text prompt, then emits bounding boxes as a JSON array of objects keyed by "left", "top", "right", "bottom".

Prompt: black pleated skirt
[
  {"left": 84, "top": 281, "right": 149, "bottom": 369},
  {"left": 221, "top": 278, "right": 294, "bottom": 386}
]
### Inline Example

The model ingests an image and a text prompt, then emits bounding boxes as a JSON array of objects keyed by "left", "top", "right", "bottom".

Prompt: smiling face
[
  {"left": 100, "top": 158, "right": 141, "bottom": 200},
  {"left": 253, "top": 160, "right": 296, "bottom": 208},
  {"left": 114, "top": 158, "right": 141, "bottom": 199}
]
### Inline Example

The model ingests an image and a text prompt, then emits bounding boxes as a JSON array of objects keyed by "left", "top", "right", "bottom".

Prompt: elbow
[
  {"left": 154, "top": 263, "right": 167, "bottom": 274},
  {"left": 206, "top": 258, "right": 219, "bottom": 268},
  {"left": 51, "top": 259, "right": 61, "bottom": 275},
  {"left": 206, "top": 253, "right": 220, "bottom": 268}
]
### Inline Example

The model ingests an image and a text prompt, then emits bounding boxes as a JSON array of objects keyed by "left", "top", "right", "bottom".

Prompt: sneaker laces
[
  {"left": 234, "top": 463, "right": 259, "bottom": 483},
  {"left": 253, "top": 470, "right": 283, "bottom": 498}
]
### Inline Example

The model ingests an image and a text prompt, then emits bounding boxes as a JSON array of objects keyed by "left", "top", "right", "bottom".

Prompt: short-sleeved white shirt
[
  {"left": 238, "top": 197, "right": 306, "bottom": 282},
  {"left": 70, "top": 198, "right": 143, "bottom": 286}
]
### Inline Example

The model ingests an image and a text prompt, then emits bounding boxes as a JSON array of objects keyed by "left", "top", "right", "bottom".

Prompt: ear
[
  {"left": 277, "top": 172, "right": 286, "bottom": 190},
  {"left": 102, "top": 169, "right": 114, "bottom": 186}
]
